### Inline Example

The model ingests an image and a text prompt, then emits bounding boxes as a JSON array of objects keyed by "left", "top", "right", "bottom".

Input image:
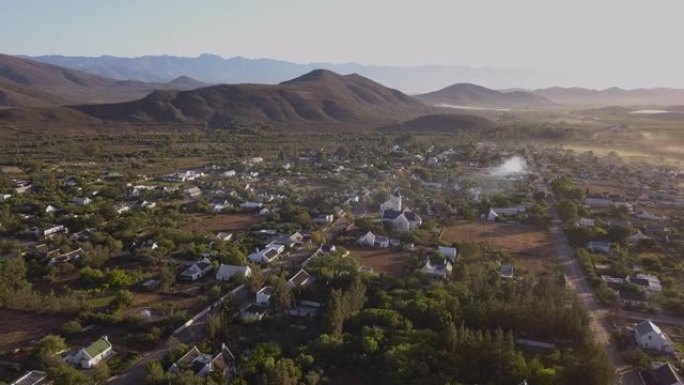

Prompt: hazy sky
[{"left": 1, "top": 0, "right": 682, "bottom": 87}]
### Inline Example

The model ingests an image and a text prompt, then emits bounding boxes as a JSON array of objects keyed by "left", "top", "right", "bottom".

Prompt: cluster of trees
[{"left": 308, "top": 269, "right": 612, "bottom": 385}]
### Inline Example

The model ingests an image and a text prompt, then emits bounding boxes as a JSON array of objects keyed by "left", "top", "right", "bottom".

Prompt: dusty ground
[
  {"left": 182, "top": 214, "right": 259, "bottom": 233},
  {"left": 0, "top": 309, "right": 68, "bottom": 353},
  {"left": 440, "top": 221, "right": 556, "bottom": 273},
  {"left": 348, "top": 247, "right": 410, "bottom": 277}
]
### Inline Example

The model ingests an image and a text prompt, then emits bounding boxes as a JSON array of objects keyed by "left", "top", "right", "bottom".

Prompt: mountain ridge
[{"left": 71, "top": 69, "right": 427, "bottom": 127}]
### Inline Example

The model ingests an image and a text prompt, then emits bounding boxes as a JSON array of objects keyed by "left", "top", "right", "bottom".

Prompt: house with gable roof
[
  {"left": 64, "top": 336, "right": 114, "bottom": 369},
  {"left": 634, "top": 320, "right": 675, "bottom": 353}
]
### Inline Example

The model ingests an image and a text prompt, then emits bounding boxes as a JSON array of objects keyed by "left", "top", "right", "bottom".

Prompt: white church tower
[{"left": 380, "top": 188, "right": 402, "bottom": 212}]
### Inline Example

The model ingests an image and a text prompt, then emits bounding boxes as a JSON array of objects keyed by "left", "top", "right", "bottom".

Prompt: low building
[
  {"left": 179, "top": 258, "right": 213, "bottom": 281},
  {"left": 641, "top": 362, "right": 683, "bottom": 385},
  {"left": 587, "top": 241, "right": 612, "bottom": 254},
  {"left": 215, "top": 264, "right": 251, "bottom": 282},
  {"left": 256, "top": 286, "right": 274, "bottom": 305},
  {"left": 169, "top": 344, "right": 236, "bottom": 379},
  {"left": 288, "top": 269, "right": 314, "bottom": 288},
  {"left": 248, "top": 242, "right": 285, "bottom": 264},
  {"left": 357, "top": 231, "right": 376, "bottom": 247},
  {"left": 630, "top": 274, "right": 662, "bottom": 294},
  {"left": 9, "top": 370, "right": 47, "bottom": 385},
  {"left": 185, "top": 186, "right": 202, "bottom": 200},
  {"left": 72, "top": 197, "right": 92, "bottom": 206},
  {"left": 500, "top": 265, "right": 514, "bottom": 279},
  {"left": 421, "top": 257, "right": 452, "bottom": 279},
  {"left": 64, "top": 336, "right": 114, "bottom": 369},
  {"left": 585, "top": 197, "right": 614, "bottom": 208}
]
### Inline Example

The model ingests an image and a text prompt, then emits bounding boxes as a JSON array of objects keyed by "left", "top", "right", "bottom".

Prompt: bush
[{"left": 60, "top": 320, "right": 82, "bottom": 336}]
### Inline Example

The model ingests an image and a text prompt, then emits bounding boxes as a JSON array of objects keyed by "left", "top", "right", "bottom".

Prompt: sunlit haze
[{"left": 2, "top": 0, "right": 683, "bottom": 88}]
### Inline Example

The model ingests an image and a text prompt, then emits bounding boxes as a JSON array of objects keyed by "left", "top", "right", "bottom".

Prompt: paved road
[
  {"left": 545, "top": 195, "right": 642, "bottom": 385},
  {"left": 108, "top": 285, "right": 249, "bottom": 385}
]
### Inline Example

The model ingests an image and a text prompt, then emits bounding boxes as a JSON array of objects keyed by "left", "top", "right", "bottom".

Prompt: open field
[
  {"left": 0, "top": 309, "right": 68, "bottom": 353},
  {"left": 440, "top": 221, "right": 556, "bottom": 273},
  {"left": 348, "top": 247, "right": 410, "bottom": 277},
  {"left": 182, "top": 214, "right": 260, "bottom": 233}
]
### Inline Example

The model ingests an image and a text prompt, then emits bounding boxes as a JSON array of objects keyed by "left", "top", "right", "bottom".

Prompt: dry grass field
[
  {"left": 0, "top": 309, "right": 68, "bottom": 353},
  {"left": 440, "top": 221, "right": 556, "bottom": 273},
  {"left": 348, "top": 247, "right": 411, "bottom": 277},
  {"left": 182, "top": 214, "right": 260, "bottom": 233}
]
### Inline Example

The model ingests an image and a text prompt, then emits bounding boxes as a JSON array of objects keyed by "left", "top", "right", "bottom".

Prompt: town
[{"left": 0, "top": 135, "right": 682, "bottom": 385}]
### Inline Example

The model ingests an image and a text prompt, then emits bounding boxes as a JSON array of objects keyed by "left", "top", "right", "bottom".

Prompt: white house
[
  {"left": 179, "top": 258, "right": 213, "bottom": 281},
  {"left": 45, "top": 205, "right": 58, "bottom": 214},
  {"left": 634, "top": 320, "right": 674, "bottom": 353},
  {"left": 248, "top": 242, "right": 285, "bottom": 264},
  {"left": 357, "top": 231, "right": 376, "bottom": 247},
  {"left": 422, "top": 257, "right": 452, "bottom": 279},
  {"left": 288, "top": 269, "right": 314, "bottom": 288},
  {"left": 585, "top": 197, "right": 614, "bottom": 208},
  {"left": 576, "top": 217, "right": 595, "bottom": 227},
  {"left": 487, "top": 206, "right": 526, "bottom": 221},
  {"left": 314, "top": 214, "right": 334, "bottom": 226},
  {"left": 185, "top": 186, "right": 202, "bottom": 200},
  {"left": 256, "top": 286, "right": 274, "bottom": 305},
  {"left": 72, "top": 197, "right": 92, "bottom": 206},
  {"left": 215, "top": 264, "right": 251, "bottom": 281},
  {"left": 64, "top": 336, "right": 114, "bottom": 369},
  {"left": 169, "top": 344, "right": 235, "bottom": 379}
]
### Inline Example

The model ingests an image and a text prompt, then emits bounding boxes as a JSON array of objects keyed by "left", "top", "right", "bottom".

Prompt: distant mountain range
[
  {"left": 27, "top": 54, "right": 684, "bottom": 106},
  {"left": 416, "top": 83, "right": 554, "bottom": 108},
  {"left": 73, "top": 69, "right": 426, "bottom": 126},
  {"left": 28, "top": 54, "right": 549, "bottom": 94},
  {"left": 0, "top": 54, "right": 207, "bottom": 107}
]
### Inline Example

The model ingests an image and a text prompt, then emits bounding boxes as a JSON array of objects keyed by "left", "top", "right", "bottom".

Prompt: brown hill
[
  {"left": 73, "top": 69, "right": 426, "bottom": 126},
  {"left": 0, "top": 54, "right": 209, "bottom": 107},
  {"left": 416, "top": 83, "right": 553, "bottom": 108},
  {"left": 379, "top": 113, "right": 496, "bottom": 134}
]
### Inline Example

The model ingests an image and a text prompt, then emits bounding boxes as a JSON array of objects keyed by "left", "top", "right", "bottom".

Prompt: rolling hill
[
  {"left": 0, "top": 54, "right": 208, "bottom": 107},
  {"left": 73, "top": 69, "right": 427, "bottom": 126},
  {"left": 416, "top": 83, "right": 554, "bottom": 108},
  {"left": 379, "top": 113, "right": 496, "bottom": 134}
]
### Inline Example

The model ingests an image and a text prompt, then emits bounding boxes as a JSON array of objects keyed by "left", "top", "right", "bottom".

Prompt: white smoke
[{"left": 489, "top": 156, "right": 527, "bottom": 177}]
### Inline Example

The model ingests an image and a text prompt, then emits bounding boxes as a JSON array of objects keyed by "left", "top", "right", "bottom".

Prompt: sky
[{"left": 1, "top": 0, "right": 682, "bottom": 88}]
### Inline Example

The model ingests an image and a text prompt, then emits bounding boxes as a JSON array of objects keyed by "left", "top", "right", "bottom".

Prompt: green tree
[
  {"left": 34, "top": 334, "right": 66, "bottom": 367},
  {"left": 266, "top": 358, "right": 302, "bottom": 385},
  {"left": 557, "top": 200, "right": 578, "bottom": 225},
  {"left": 145, "top": 360, "right": 166, "bottom": 385},
  {"left": 270, "top": 276, "right": 292, "bottom": 313}
]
